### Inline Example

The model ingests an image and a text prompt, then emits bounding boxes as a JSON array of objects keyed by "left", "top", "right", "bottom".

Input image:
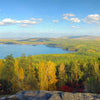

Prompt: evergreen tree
[
  {"left": 25, "top": 56, "right": 38, "bottom": 90},
  {"left": 1, "top": 54, "right": 15, "bottom": 82},
  {"left": 58, "top": 63, "right": 67, "bottom": 87},
  {"left": 71, "top": 61, "right": 83, "bottom": 83}
]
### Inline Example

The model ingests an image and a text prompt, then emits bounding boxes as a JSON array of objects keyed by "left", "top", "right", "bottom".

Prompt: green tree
[
  {"left": 1, "top": 54, "right": 15, "bottom": 82},
  {"left": 25, "top": 56, "right": 38, "bottom": 90},
  {"left": 70, "top": 61, "right": 83, "bottom": 83},
  {"left": 19, "top": 54, "right": 28, "bottom": 69},
  {"left": 58, "top": 63, "right": 67, "bottom": 87},
  {"left": 86, "top": 77, "right": 100, "bottom": 93}
]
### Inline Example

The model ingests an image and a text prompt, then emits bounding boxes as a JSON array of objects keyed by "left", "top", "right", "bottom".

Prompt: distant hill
[
  {"left": 60, "top": 35, "right": 100, "bottom": 40},
  {"left": 18, "top": 38, "right": 52, "bottom": 42},
  {"left": 0, "top": 35, "right": 100, "bottom": 45},
  {"left": 0, "top": 35, "right": 100, "bottom": 41}
]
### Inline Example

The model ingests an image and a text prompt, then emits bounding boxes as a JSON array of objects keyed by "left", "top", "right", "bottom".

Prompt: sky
[{"left": 0, "top": 0, "right": 100, "bottom": 38}]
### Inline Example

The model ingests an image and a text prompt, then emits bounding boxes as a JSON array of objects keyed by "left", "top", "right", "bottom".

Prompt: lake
[{"left": 0, "top": 44, "right": 74, "bottom": 59}]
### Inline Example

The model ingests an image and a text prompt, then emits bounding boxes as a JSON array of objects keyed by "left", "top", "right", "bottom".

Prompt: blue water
[{"left": 0, "top": 44, "right": 74, "bottom": 59}]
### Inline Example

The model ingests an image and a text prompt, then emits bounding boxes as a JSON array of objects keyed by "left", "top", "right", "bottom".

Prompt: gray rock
[
  {"left": 1, "top": 91, "right": 100, "bottom": 100},
  {"left": 48, "top": 94, "right": 62, "bottom": 100}
]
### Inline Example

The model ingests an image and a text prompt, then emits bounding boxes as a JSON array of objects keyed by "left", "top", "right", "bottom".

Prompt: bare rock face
[{"left": 1, "top": 90, "right": 100, "bottom": 100}]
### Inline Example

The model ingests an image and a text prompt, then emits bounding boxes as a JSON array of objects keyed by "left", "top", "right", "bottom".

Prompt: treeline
[
  {"left": 45, "top": 39, "right": 100, "bottom": 53},
  {"left": 0, "top": 38, "right": 100, "bottom": 53},
  {"left": 0, "top": 54, "right": 100, "bottom": 94}
]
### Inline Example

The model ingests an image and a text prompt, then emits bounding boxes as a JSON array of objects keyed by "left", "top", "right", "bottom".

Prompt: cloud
[
  {"left": 70, "top": 18, "right": 80, "bottom": 23},
  {"left": 20, "top": 20, "right": 37, "bottom": 24},
  {"left": 83, "top": 14, "right": 100, "bottom": 24},
  {"left": 0, "top": 18, "right": 43, "bottom": 26},
  {"left": 1, "top": 18, "right": 17, "bottom": 25},
  {"left": 52, "top": 20, "right": 59, "bottom": 23},
  {"left": 20, "top": 24, "right": 32, "bottom": 27},
  {"left": 30, "top": 18, "right": 43, "bottom": 22},
  {"left": 62, "top": 13, "right": 75, "bottom": 20},
  {"left": 62, "top": 13, "right": 80, "bottom": 23},
  {"left": 30, "top": 18, "right": 36, "bottom": 20},
  {"left": 63, "top": 14, "right": 75, "bottom": 16},
  {"left": 72, "top": 26, "right": 80, "bottom": 29}
]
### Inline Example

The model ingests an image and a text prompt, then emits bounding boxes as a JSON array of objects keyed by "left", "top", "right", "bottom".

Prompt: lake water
[{"left": 0, "top": 44, "right": 74, "bottom": 59}]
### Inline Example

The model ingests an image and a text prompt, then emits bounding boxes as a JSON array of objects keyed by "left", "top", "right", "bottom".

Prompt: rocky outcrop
[{"left": 1, "top": 90, "right": 100, "bottom": 100}]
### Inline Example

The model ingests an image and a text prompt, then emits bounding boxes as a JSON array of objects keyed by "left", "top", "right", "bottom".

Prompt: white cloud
[
  {"left": 83, "top": 14, "right": 100, "bottom": 24},
  {"left": 0, "top": 18, "right": 42, "bottom": 26},
  {"left": 72, "top": 26, "right": 80, "bottom": 29},
  {"left": 63, "top": 13, "right": 75, "bottom": 17},
  {"left": 62, "top": 16, "right": 69, "bottom": 20},
  {"left": 30, "top": 18, "right": 36, "bottom": 20},
  {"left": 30, "top": 18, "right": 43, "bottom": 22},
  {"left": 62, "top": 13, "right": 80, "bottom": 23},
  {"left": 62, "top": 13, "right": 75, "bottom": 20},
  {"left": 1, "top": 18, "right": 17, "bottom": 25},
  {"left": 52, "top": 20, "right": 59, "bottom": 23},
  {"left": 70, "top": 18, "right": 80, "bottom": 23},
  {"left": 20, "top": 20, "right": 37, "bottom": 24}
]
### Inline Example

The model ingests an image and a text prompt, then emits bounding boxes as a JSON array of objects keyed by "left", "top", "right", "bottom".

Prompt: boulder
[{"left": 1, "top": 91, "right": 100, "bottom": 100}]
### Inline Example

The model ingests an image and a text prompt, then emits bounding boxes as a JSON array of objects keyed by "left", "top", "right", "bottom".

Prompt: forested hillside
[
  {"left": 0, "top": 36, "right": 100, "bottom": 95},
  {"left": 0, "top": 36, "right": 100, "bottom": 53}
]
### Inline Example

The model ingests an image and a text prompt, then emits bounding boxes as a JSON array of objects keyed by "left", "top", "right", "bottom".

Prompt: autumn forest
[{"left": 0, "top": 37, "right": 100, "bottom": 94}]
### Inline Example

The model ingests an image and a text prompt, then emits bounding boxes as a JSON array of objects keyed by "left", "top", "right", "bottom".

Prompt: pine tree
[
  {"left": 19, "top": 54, "right": 28, "bottom": 71},
  {"left": 25, "top": 56, "right": 38, "bottom": 90},
  {"left": 1, "top": 54, "right": 15, "bottom": 82},
  {"left": 71, "top": 61, "right": 83, "bottom": 83},
  {"left": 58, "top": 63, "right": 67, "bottom": 87}
]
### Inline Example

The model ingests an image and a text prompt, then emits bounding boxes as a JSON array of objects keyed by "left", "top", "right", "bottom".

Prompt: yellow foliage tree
[
  {"left": 19, "top": 67, "right": 24, "bottom": 80},
  {"left": 46, "top": 61, "right": 57, "bottom": 90},
  {"left": 94, "top": 62, "right": 100, "bottom": 76},
  {"left": 12, "top": 60, "right": 19, "bottom": 91},
  {"left": 14, "top": 60, "right": 19, "bottom": 78},
  {"left": 38, "top": 62, "right": 48, "bottom": 90},
  {"left": 0, "top": 60, "right": 4, "bottom": 79},
  {"left": 38, "top": 61, "right": 57, "bottom": 90}
]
